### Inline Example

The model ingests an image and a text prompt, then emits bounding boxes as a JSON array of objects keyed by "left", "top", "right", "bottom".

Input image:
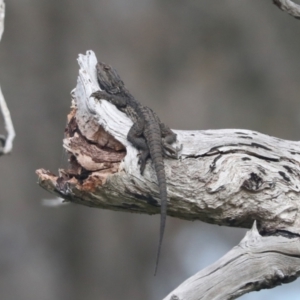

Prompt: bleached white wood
[
  {"left": 61, "top": 50, "right": 300, "bottom": 236},
  {"left": 37, "top": 50, "right": 300, "bottom": 299},
  {"left": 163, "top": 222, "right": 300, "bottom": 300},
  {"left": 0, "top": 0, "right": 15, "bottom": 154},
  {"left": 0, "top": 85, "right": 15, "bottom": 154},
  {"left": 273, "top": 0, "right": 300, "bottom": 18}
]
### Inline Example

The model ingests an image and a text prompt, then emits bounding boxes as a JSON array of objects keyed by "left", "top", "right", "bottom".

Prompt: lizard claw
[{"left": 136, "top": 152, "right": 142, "bottom": 164}]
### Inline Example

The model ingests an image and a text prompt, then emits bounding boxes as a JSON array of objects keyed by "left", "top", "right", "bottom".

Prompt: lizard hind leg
[
  {"left": 160, "top": 123, "right": 182, "bottom": 158},
  {"left": 138, "top": 148, "right": 150, "bottom": 175},
  {"left": 127, "top": 120, "right": 150, "bottom": 175}
]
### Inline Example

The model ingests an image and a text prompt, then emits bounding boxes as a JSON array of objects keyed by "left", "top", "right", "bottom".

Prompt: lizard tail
[
  {"left": 151, "top": 152, "right": 168, "bottom": 276},
  {"left": 143, "top": 115, "right": 168, "bottom": 275}
]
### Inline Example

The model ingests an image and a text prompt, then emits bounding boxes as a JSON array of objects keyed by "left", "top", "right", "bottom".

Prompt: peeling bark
[
  {"left": 37, "top": 50, "right": 300, "bottom": 233},
  {"left": 36, "top": 51, "right": 300, "bottom": 298}
]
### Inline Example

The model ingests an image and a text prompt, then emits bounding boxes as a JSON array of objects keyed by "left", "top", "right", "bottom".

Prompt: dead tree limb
[
  {"left": 164, "top": 222, "right": 300, "bottom": 300},
  {"left": 0, "top": 0, "right": 15, "bottom": 155},
  {"left": 36, "top": 51, "right": 300, "bottom": 299},
  {"left": 273, "top": 0, "right": 300, "bottom": 18}
]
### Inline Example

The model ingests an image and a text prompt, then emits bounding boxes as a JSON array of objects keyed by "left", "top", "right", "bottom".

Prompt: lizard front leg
[{"left": 91, "top": 90, "right": 127, "bottom": 108}]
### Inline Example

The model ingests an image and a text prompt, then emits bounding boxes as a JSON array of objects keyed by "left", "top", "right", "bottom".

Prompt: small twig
[
  {"left": 273, "top": 0, "right": 300, "bottom": 19},
  {"left": 42, "top": 197, "right": 69, "bottom": 207},
  {"left": 0, "top": 0, "right": 4, "bottom": 40},
  {"left": 0, "top": 86, "right": 15, "bottom": 154},
  {"left": 0, "top": 0, "right": 15, "bottom": 154}
]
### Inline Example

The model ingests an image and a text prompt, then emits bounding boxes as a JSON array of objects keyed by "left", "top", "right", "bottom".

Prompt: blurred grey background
[{"left": 0, "top": 0, "right": 300, "bottom": 299}]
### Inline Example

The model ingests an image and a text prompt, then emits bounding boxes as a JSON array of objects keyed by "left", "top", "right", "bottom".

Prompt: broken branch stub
[{"left": 37, "top": 51, "right": 300, "bottom": 237}]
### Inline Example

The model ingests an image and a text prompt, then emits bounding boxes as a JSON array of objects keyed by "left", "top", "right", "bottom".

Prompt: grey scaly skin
[{"left": 91, "top": 62, "right": 180, "bottom": 274}]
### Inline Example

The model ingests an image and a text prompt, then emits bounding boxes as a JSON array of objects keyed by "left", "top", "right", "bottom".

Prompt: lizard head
[{"left": 96, "top": 62, "right": 125, "bottom": 95}]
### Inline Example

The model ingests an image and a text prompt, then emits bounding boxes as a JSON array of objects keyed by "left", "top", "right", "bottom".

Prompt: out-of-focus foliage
[{"left": 0, "top": 1, "right": 300, "bottom": 299}]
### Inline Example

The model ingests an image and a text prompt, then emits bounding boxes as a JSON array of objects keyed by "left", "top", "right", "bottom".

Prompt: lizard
[{"left": 91, "top": 62, "right": 180, "bottom": 274}]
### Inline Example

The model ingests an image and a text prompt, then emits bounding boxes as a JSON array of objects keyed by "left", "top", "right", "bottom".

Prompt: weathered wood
[
  {"left": 36, "top": 51, "right": 300, "bottom": 298},
  {"left": 164, "top": 222, "right": 300, "bottom": 300},
  {"left": 37, "top": 50, "right": 300, "bottom": 235},
  {"left": 0, "top": 0, "right": 15, "bottom": 155}
]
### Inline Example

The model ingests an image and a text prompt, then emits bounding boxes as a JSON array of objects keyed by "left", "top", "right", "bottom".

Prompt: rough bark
[
  {"left": 37, "top": 50, "right": 300, "bottom": 235},
  {"left": 36, "top": 50, "right": 300, "bottom": 298}
]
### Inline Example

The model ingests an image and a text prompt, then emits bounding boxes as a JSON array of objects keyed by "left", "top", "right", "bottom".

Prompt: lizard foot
[
  {"left": 163, "top": 143, "right": 182, "bottom": 158},
  {"left": 90, "top": 90, "right": 109, "bottom": 100},
  {"left": 137, "top": 150, "right": 149, "bottom": 175}
]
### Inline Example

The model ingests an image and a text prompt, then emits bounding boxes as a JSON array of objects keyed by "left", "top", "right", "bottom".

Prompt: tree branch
[
  {"left": 164, "top": 222, "right": 300, "bottom": 300},
  {"left": 36, "top": 51, "right": 300, "bottom": 298},
  {"left": 273, "top": 0, "right": 300, "bottom": 19},
  {"left": 0, "top": 0, "right": 15, "bottom": 155},
  {"left": 37, "top": 50, "right": 300, "bottom": 235}
]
